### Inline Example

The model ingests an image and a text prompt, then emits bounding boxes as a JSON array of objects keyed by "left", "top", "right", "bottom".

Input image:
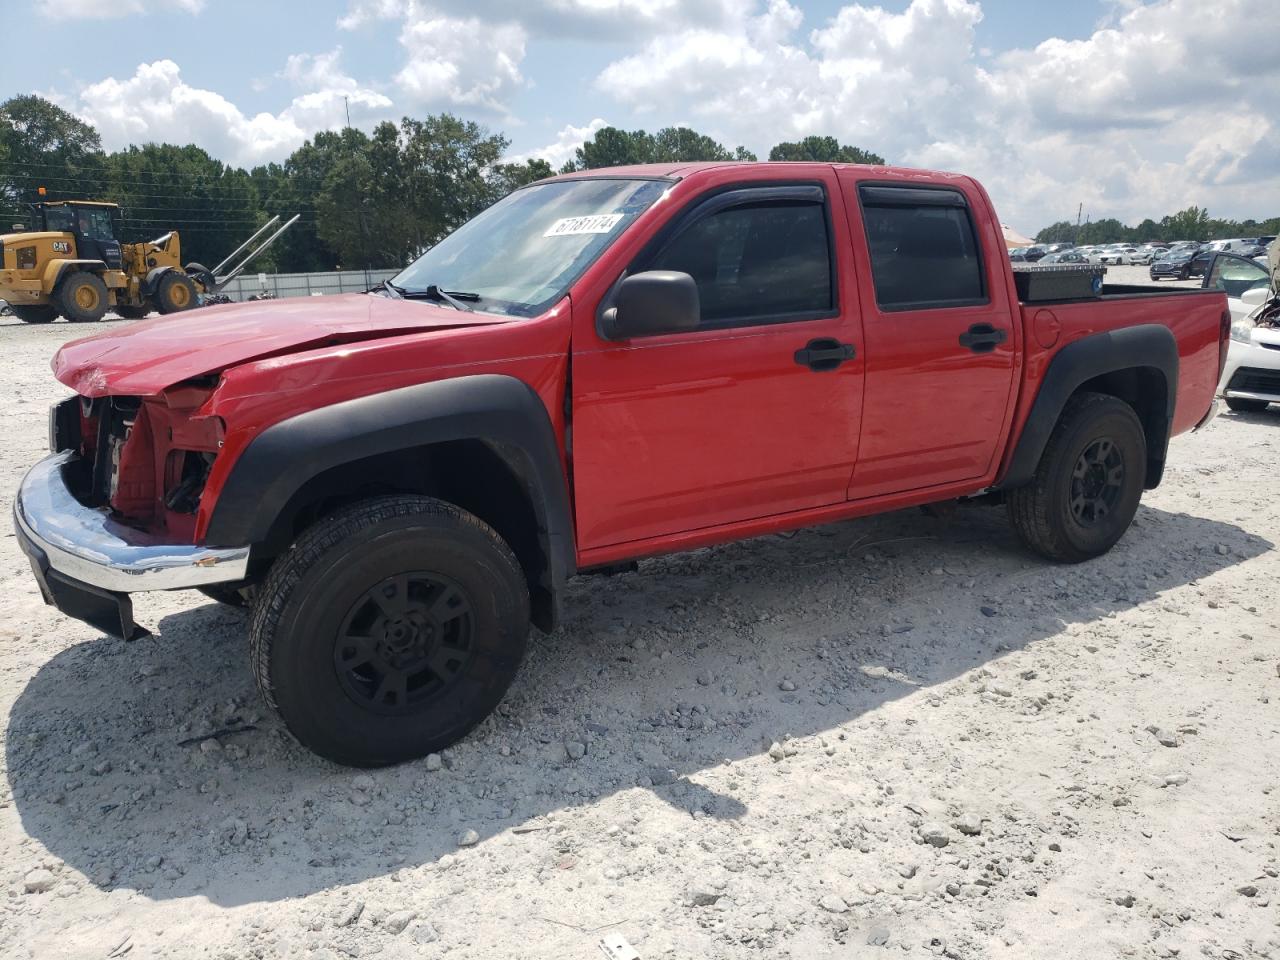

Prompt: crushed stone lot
[{"left": 2, "top": 279, "right": 1278, "bottom": 960}]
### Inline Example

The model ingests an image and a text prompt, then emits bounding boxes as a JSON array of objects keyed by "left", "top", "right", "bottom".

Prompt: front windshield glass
[{"left": 392, "top": 177, "right": 670, "bottom": 317}]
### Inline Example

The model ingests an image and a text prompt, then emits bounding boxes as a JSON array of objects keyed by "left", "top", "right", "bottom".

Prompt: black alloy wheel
[
  {"left": 333, "top": 571, "right": 476, "bottom": 715},
  {"left": 1069, "top": 437, "right": 1124, "bottom": 527}
]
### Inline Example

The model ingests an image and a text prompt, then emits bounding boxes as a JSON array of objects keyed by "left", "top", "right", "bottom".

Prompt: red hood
[{"left": 53, "top": 294, "right": 509, "bottom": 397}]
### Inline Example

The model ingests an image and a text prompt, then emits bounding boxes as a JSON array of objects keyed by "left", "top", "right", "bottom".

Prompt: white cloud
[
  {"left": 507, "top": 117, "right": 609, "bottom": 168},
  {"left": 61, "top": 56, "right": 392, "bottom": 168},
  {"left": 589, "top": 0, "right": 1280, "bottom": 230},
  {"left": 394, "top": 15, "right": 527, "bottom": 114},
  {"left": 35, "top": 0, "right": 203, "bottom": 17}
]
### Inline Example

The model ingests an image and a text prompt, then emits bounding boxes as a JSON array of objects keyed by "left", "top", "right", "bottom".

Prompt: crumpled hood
[{"left": 53, "top": 293, "right": 509, "bottom": 397}]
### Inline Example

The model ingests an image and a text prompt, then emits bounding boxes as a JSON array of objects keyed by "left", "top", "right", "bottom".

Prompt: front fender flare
[
  {"left": 998, "top": 323, "right": 1179, "bottom": 491},
  {"left": 204, "top": 374, "right": 575, "bottom": 629}
]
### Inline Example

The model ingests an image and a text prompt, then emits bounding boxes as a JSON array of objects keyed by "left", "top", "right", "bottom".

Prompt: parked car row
[{"left": 1011, "top": 237, "right": 1274, "bottom": 274}]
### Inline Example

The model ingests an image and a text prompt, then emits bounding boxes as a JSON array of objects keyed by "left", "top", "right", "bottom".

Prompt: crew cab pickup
[{"left": 14, "top": 162, "right": 1228, "bottom": 767}]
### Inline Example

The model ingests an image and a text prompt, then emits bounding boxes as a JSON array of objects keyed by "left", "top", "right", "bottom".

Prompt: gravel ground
[{"left": 2, "top": 270, "right": 1277, "bottom": 960}]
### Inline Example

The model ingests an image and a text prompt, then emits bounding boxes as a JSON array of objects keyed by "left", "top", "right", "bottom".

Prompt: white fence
[{"left": 215, "top": 269, "right": 399, "bottom": 302}]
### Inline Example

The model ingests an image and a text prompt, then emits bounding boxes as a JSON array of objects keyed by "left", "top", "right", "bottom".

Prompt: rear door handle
[
  {"left": 795, "top": 338, "right": 855, "bottom": 372},
  {"left": 958, "top": 323, "right": 1008, "bottom": 353}
]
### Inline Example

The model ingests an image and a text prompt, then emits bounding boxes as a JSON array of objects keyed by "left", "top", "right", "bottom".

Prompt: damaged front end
[
  {"left": 58, "top": 380, "right": 225, "bottom": 541},
  {"left": 14, "top": 380, "right": 249, "bottom": 640}
]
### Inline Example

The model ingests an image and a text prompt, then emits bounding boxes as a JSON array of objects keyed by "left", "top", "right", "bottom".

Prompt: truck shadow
[{"left": 6, "top": 502, "right": 1271, "bottom": 906}]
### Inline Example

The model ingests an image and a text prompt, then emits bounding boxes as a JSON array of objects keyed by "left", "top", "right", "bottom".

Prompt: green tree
[
  {"left": 563, "top": 125, "right": 753, "bottom": 171},
  {"left": 0, "top": 95, "right": 105, "bottom": 224},
  {"left": 768, "top": 135, "right": 884, "bottom": 165},
  {"left": 1034, "top": 221, "right": 1078, "bottom": 244},
  {"left": 1160, "top": 206, "right": 1211, "bottom": 241}
]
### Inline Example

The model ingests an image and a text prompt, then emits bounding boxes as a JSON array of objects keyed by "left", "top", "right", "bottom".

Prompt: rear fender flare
[
  {"left": 43, "top": 259, "right": 107, "bottom": 294},
  {"left": 998, "top": 323, "right": 1179, "bottom": 491},
  {"left": 204, "top": 374, "right": 575, "bottom": 630}
]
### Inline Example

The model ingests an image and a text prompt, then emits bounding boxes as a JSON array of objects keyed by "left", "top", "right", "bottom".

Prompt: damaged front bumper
[{"left": 13, "top": 452, "right": 250, "bottom": 639}]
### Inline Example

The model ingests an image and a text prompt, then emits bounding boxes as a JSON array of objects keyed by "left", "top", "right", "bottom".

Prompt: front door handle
[
  {"left": 795, "top": 338, "right": 856, "bottom": 372},
  {"left": 958, "top": 323, "right": 1008, "bottom": 353}
]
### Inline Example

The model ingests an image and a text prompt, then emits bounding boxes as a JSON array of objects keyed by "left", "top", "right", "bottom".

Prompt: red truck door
[
  {"left": 837, "top": 175, "right": 1019, "bottom": 499},
  {"left": 571, "top": 178, "right": 866, "bottom": 551}
]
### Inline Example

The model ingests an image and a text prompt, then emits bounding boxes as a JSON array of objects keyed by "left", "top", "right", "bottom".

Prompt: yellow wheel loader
[{"left": 0, "top": 201, "right": 298, "bottom": 324}]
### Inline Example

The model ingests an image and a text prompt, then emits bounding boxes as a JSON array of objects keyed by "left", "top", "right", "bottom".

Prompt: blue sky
[{"left": 5, "top": 0, "right": 1278, "bottom": 230}]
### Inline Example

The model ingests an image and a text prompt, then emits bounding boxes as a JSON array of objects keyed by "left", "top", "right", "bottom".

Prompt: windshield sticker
[{"left": 543, "top": 213, "right": 624, "bottom": 237}]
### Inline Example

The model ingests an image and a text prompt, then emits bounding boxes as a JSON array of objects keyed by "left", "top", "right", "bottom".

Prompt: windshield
[{"left": 392, "top": 177, "right": 669, "bottom": 317}]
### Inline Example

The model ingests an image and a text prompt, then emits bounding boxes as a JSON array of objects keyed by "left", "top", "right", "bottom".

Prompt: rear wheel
[
  {"left": 1225, "top": 397, "right": 1270, "bottom": 413},
  {"left": 10, "top": 304, "right": 57, "bottom": 324},
  {"left": 250, "top": 495, "right": 530, "bottom": 767},
  {"left": 114, "top": 304, "right": 152, "bottom": 321},
  {"left": 155, "top": 271, "right": 199, "bottom": 314},
  {"left": 1008, "top": 392, "right": 1146, "bottom": 563},
  {"left": 55, "top": 272, "right": 109, "bottom": 323}
]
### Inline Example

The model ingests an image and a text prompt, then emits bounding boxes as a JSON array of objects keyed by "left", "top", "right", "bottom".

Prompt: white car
[
  {"left": 1097, "top": 246, "right": 1132, "bottom": 265},
  {"left": 1211, "top": 247, "right": 1280, "bottom": 412}
]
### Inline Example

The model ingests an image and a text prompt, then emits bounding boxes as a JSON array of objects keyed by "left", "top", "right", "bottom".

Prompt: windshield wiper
[
  {"left": 377, "top": 279, "right": 405, "bottom": 298},
  {"left": 397, "top": 284, "right": 479, "bottom": 312}
]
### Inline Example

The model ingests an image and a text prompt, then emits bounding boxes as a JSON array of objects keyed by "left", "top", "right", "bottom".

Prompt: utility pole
[{"left": 344, "top": 96, "right": 351, "bottom": 129}]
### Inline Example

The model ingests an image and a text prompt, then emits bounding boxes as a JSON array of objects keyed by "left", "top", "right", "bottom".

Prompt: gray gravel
[{"left": 0, "top": 308, "right": 1277, "bottom": 959}]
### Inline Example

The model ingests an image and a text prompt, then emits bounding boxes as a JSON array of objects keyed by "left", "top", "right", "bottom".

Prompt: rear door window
[{"left": 858, "top": 185, "right": 986, "bottom": 311}]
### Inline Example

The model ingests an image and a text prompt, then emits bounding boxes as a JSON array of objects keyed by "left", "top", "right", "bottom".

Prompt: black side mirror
[{"left": 600, "top": 270, "right": 700, "bottom": 340}]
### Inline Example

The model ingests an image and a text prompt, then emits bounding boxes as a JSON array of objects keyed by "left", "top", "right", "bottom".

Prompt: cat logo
[{"left": 51, "top": 241, "right": 71, "bottom": 254}]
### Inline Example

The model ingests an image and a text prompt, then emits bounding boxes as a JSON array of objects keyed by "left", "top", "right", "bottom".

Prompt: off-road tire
[
  {"left": 55, "top": 272, "right": 109, "bottom": 323},
  {"left": 1225, "top": 397, "right": 1269, "bottom": 413},
  {"left": 155, "top": 271, "right": 199, "bottom": 314},
  {"left": 11, "top": 304, "right": 57, "bottom": 324},
  {"left": 1007, "top": 392, "right": 1146, "bottom": 563},
  {"left": 250, "top": 495, "right": 530, "bottom": 767},
  {"left": 114, "top": 304, "right": 152, "bottom": 321}
]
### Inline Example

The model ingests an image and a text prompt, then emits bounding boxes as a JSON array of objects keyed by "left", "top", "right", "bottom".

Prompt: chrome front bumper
[{"left": 14, "top": 451, "right": 249, "bottom": 595}]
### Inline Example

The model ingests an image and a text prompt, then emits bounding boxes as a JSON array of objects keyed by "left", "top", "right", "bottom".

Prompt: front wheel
[
  {"left": 55, "top": 272, "right": 109, "bottom": 323},
  {"left": 250, "top": 496, "right": 530, "bottom": 767},
  {"left": 1007, "top": 392, "right": 1146, "bottom": 563},
  {"left": 155, "top": 271, "right": 198, "bottom": 314}
]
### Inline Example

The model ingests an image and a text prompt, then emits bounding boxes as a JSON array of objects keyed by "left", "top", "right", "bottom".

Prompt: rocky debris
[
  {"left": 1236, "top": 885, "right": 1258, "bottom": 898},
  {"left": 23, "top": 868, "right": 56, "bottom": 894},
  {"left": 383, "top": 909, "right": 416, "bottom": 934},
  {"left": 817, "top": 894, "right": 849, "bottom": 913},
  {"left": 779, "top": 679, "right": 797, "bottom": 692},
  {"left": 919, "top": 822, "right": 951, "bottom": 847},
  {"left": 425, "top": 753, "right": 443, "bottom": 771},
  {"left": 953, "top": 812, "right": 983, "bottom": 836},
  {"left": 458, "top": 829, "right": 480, "bottom": 847},
  {"left": 767, "top": 741, "right": 786, "bottom": 761},
  {"left": 1114, "top": 894, "right": 1136, "bottom": 908},
  {"left": 334, "top": 901, "right": 365, "bottom": 927},
  {"left": 696, "top": 670, "right": 713, "bottom": 686},
  {"left": 1145, "top": 725, "right": 1180, "bottom": 748},
  {"left": 412, "top": 921, "right": 440, "bottom": 944},
  {"left": 565, "top": 740, "right": 587, "bottom": 760}
]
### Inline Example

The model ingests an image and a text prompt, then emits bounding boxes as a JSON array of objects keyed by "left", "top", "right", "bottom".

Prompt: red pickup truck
[{"left": 15, "top": 162, "right": 1227, "bottom": 766}]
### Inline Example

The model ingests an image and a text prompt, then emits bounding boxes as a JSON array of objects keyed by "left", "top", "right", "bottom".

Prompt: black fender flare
[
  {"left": 998, "top": 323, "right": 1179, "bottom": 491},
  {"left": 204, "top": 374, "right": 575, "bottom": 630}
]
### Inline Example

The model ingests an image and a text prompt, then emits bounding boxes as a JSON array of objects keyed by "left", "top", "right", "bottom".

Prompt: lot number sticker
[{"left": 543, "top": 214, "right": 624, "bottom": 237}]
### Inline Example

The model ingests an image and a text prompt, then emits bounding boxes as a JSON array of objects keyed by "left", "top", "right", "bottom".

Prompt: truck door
[
  {"left": 837, "top": 176, "right": 1019, "bottom": 499},
  {"left": 571, "top": 178, "right": 866, "bottom": 551}
]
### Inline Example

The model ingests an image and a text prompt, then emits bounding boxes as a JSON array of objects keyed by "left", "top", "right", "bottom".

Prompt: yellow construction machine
[{"left": 0, "top": 200, "right": 297, "bottom": 323}]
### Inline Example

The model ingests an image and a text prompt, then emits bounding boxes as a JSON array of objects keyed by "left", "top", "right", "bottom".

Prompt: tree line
[
  {"left": 0, "top": 95, "right": 884, "bottom": 274},
  {"left": 1035, "top": 205, "right": 1280, "bottom": 246}
]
